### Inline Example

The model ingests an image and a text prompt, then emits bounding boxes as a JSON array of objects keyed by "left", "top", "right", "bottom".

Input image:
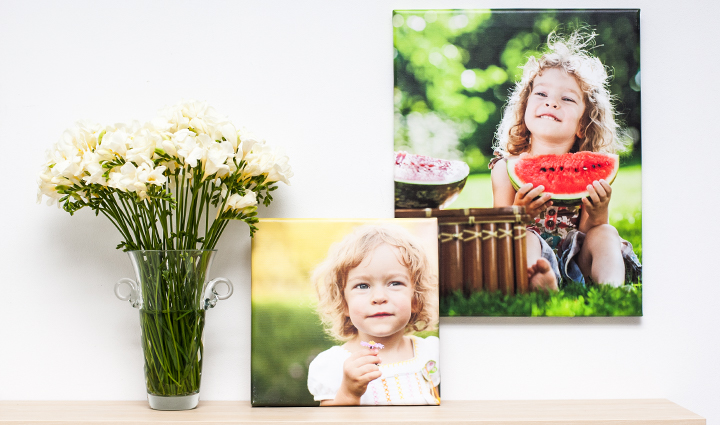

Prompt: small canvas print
[
  {"left": 251, "top": 218, "right": 440, "bottom": 406},
  {"left": 393, "top": 9, "right": 642, "bottom": 316}
]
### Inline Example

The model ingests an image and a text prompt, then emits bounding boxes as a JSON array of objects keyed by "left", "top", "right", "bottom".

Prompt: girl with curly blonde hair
[
  {"left": 307, "top": 224, "right": 439, "bottom": 406},
  {"left": 491, "top": 29, "right": 641, "bottom": 290}
]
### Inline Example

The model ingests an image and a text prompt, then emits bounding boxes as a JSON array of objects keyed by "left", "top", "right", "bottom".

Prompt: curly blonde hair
[
  {"left": 312, "top": 224, "right": 438, "bottom": 342},
  {"left": 494, "top": 29, "right": 628, "bottom": 157}
]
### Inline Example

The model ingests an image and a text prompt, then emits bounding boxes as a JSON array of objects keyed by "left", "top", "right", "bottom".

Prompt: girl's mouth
[
  {"left": 369, "top": 312, "right": 392, "bottom": 318},
  {"left": 539, "top": 114, "right": 560, "bottom": 122}
]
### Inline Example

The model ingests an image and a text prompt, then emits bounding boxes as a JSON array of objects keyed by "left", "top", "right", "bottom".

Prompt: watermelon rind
[
  {"left": 506, "top": 153, "right": 620, "bottom": 207},
  {"left": 394, "top": 154, "right": 470, "bottom": 209},
  {"left": 395, "top": 178, "right": 468, "bottom": 209}
]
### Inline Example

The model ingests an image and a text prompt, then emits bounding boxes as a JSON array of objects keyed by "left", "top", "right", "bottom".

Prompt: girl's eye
[
  {"left": 563, "top": 97, "right": 576, "bottom": 103},
  {"left": 354, "top": 283, "right": 369, "bottom": 290},
  {"left": 534, "top": 91, "right": 547, "bottom": 97},
  {"left": 389, "top": 281, "right": 406, "bottom": 287}
]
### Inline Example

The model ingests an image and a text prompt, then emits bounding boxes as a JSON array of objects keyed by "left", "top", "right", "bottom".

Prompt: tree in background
[{"left": 393, "top": 10, "right": 640, "bottom": 174}]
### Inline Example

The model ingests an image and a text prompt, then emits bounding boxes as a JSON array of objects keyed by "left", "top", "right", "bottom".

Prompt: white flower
[
  {"left": 220, "top": 123, "right": 239, "bottom": 150},
  {"left": 126, "top": 127, "right": 160, "bottom": 165},
  {"left": 242, "top": 142, "right": 274, "bottom": 178},
  {"left": 64, "top": 120, "right": 103, "bottom": 153},
  {"left": 182, "top": 100, "right": 215, "bottom": 122},
  {"left": 96, "top": 126, "right": 130, "bottom": 161},
  {"left": 132, "top": 162, "right": 167, "bottom": 199},
  {"left": 175, "top": 131, "right": 204, "bottom": 168},
  {"left": 82, "top": 151, "right": 107, "bottom": 185},
  {"left": 224, "top": 191, "right": 258, "bottom": 213},
  {"left": 266, "top": 148, "right": 293, "bottom": 185},
  {"left": 36, "top": 170, "right": 62, "bottom": 205},
  {"left": 161, "top": 139, "right": 178, "bottom": 157},
  {"left": 189, "top": 116, "right": 211, "bottom": 135},
  {"left": 171, "top": 128, "right": 193, "bottom": 144},
  {"left": 154, "top": 102, "right": 191, "bottom": 132},
  {"left": 136, "top": 163, "right": 167, "bottom": 187},
  {"left": 242, "top": 142, "right": 293, "bottom": 185},
  {"left": 237, "top": 127, "right": 262, "bottom": 160},
  {"left": 202, "top": 138, "right": 235, "bottom": 180},
  {"left": 37, "top": 121, "right": 104, "bottom": 205},
  {"left": 156, "top": 100, "right": 226, "bottom": 135},
  {"left": 38, "top": 101, "right": 291, "bottom": 243},
  {"left": 50, "top": 154, "right": 83, "bottom": 183},
  {"left": 108, "top": 162, "right": 138, "bottom": 192}
]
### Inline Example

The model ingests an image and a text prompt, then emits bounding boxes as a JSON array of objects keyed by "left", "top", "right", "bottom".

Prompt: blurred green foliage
[
  {"left": 251, "top": 302, "right": 329, "bottom": 406},
  {"left": 441, "top": 282, "right": 642, "bottom": 317},
  {"left": 394, "top": 9, "right": 640, "bottom": 173}
]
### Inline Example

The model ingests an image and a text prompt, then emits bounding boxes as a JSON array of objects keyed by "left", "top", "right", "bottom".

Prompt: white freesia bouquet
[{"left": 37, "top": 100, "right": 292, "bottom": 250}]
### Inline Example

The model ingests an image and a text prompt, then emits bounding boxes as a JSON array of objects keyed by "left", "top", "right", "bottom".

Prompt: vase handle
[
  {"left": 115, "top": 278, "right": 141, "bottom": 309},
  {"left": 204, "top": 277, "right": 234, "bottom": 310}
]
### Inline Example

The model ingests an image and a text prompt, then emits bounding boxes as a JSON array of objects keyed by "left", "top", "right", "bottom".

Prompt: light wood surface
[{"left": 0, "top": 399, "right": 704, "bottom": 424}]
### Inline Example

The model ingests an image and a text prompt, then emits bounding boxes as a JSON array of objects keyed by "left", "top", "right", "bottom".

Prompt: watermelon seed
[
  {"left": 583, "top": 166, "right": 588, "bottom": 171},
  {"left": 592, "top": 164, "right": 596, "bottom": 169},
  {"left": 560, "top": 166, "right": 564, "bottom": 171},
  {"left": 540, "top": 167, "right": 547, "bottom": 172},
  {"left": 549, "top": 167, "right": 555, "bottom": 171},
  {"left": 575, "top": 168, "right": 578, "bottom": 172}
]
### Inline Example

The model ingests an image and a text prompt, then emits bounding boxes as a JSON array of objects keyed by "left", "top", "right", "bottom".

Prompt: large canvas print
[
  {"left": 393, "top": 9, "right": 642, "bottom": 316},
  {"left": 251, "top": 218, "right": 440, "bottom": 406}
]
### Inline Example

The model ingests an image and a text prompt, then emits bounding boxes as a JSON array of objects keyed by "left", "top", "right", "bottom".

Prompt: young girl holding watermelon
[{"left": 490, "top": 30, "right": 641, "bottom": 290}]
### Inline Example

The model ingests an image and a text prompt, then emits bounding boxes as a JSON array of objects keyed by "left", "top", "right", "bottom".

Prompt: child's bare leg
[
  {"left": 576, "top": 224, "right": 625, "bottom": 286},
  {"left": 527, "top": 232, "right": 558, "bottom": 291}
]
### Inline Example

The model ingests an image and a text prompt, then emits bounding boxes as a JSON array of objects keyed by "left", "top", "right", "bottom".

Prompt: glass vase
[{"left": 114, "top": 250, "right": 233, "bottom": 410}]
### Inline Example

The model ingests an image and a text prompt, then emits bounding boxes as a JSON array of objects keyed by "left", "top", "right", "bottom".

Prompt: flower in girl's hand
[
  {"left": 361, "top": 340, "right": 384, "bottom": 349},
  {"left": 422, "top": 360, "right": 441, "bottom": 403},
  {"left": 420, "top": 360, "right": 438, "bottom": 385}
]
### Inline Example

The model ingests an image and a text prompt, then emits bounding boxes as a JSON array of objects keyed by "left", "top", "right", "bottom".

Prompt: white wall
[{"left": 2, "top": 0, "right": 718, "bottom": 421}]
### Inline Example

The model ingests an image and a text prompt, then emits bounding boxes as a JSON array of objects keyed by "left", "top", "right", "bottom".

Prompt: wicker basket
[{"left": 396, "top": 207, "right": 533, "bottom": 297}]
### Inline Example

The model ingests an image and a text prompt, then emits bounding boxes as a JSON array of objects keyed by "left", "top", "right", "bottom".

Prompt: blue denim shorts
[{"left": 531, "top": 229, "right": 642, "bottom": 286}]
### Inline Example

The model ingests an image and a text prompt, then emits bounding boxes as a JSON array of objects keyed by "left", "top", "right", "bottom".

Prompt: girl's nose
[
  {"left": 371, "top": 288, "right": 388, "bottom": 304},
  {"left": 546, "top": 101, "right": 558, "bottom": 109}
]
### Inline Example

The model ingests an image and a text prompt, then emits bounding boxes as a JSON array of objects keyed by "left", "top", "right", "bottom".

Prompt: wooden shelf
[{"left": 0, "top": 399, "right": 704, "bottom": 424}]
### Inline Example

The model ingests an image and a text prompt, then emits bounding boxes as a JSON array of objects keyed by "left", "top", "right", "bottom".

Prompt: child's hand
[
  {"left": 581, "top": 179, "right": 612, "bottom": 225},
  {"left": 335, "top": 348, "right": 382, "bottom": 404},
  {"left": 513, "top": 183, "right": 553, "bottom": 218}
]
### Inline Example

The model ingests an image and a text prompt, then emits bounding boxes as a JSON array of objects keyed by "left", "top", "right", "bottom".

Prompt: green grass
[
  {"left": 441, "top": 282, "right": 643, "bottom": 317},
  {"left": 452, "top": 172, "right": 494, "bottom": 209}
]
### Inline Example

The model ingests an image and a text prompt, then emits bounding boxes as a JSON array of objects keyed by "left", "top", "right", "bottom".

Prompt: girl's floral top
[{"left": 528, "top": 205, "right": 581, "bottom": 250}]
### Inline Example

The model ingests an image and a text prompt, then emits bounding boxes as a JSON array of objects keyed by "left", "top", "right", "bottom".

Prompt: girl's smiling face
[
  {"left": 524, "top": 67, "right": 586, "bottom": 146},
  {"left": 344, "top": 243, "right": 414, "bottom": 341}
]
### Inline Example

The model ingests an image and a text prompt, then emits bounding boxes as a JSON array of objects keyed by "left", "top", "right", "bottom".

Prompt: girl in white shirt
[{"left": 307, "top": 225, "right": 439, "bottom": 405}]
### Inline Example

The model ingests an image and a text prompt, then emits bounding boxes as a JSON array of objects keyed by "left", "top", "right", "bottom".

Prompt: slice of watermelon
[
  {"left": 394, "top": 151, "right": 469, "bottom": 209},
  {"left": 506, "top": 152, "right": 620, "bottom": 207}
]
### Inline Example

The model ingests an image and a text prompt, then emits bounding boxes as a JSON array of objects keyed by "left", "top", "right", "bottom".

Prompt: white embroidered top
[{"left": 307, "top": 335, "right": 440, "bottom": 405}]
